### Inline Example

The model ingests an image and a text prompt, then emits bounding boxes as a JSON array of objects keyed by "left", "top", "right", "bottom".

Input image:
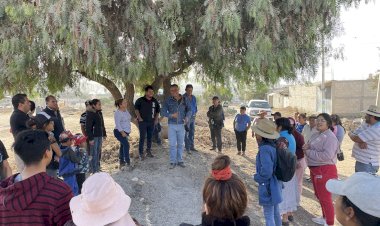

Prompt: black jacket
[
  {"left": 43, "top": 107, "right": 65, "bottom": 142},
  {"left": 10, "top": 109, "right": 29, "bottom": 138},
  {"left": 85, "top": 109, "right": 106, "bottom": 141},
  {"left": 180, "top": 214, "right": 250, "bottom": 226},
  {"left": 207, "top": 104, "right": 225, "bottom": 128}
]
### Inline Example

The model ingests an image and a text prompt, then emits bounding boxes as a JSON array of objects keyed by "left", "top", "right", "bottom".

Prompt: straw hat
[
  {"left": 258, "top": 110, "right": 267, "bottom": 115},
  {"left": 362, "top": 105, "right": 380, "bottom": 117},
  {"left": 252, "top": 119, "right": 279, "bottom": 139},
  {"left": 70, "top": 173, "right": 136, "bottom": 226}
]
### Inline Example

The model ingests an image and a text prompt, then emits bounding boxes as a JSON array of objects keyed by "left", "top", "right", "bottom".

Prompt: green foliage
[{"left": 0, "top": 0, "right": 363, "bottom": 97}]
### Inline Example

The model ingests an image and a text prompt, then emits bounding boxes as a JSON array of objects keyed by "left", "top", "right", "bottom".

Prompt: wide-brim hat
[
  {"left": 252, "top": 119, "right": 279, "bottom": 139},
  {"left": 70, "top": 173, "right": 133, "bottom": 226},
  {"left": 362, "top": 105, "right": 380, "bottom": 117}
]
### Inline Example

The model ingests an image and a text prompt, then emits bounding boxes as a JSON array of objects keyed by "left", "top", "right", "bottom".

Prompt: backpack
[{"left": 275, "top": 137, "right": 297, "bottom": 182}]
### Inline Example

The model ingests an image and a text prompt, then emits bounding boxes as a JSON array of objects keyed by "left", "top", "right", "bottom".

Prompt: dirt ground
[{"left": 0, "top": 106, "right": 364, "bottom": 226}]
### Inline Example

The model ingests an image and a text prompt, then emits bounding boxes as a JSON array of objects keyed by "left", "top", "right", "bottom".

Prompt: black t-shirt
[
  {"left": 134, "top": 97, "right": 160, "bottom": 122},
  {"left": 10, "top": 109, "right": 30, "bottom": 138},
  {"left": 0, "top": 140, "right": 9, "bottom": 165}
]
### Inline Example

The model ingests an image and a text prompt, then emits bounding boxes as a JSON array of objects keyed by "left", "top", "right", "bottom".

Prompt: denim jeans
[
  {"left": 355, "top": 161, "right": 379, "bottom": 174},
  {"left": 263, "top": 204, "right": 281, "bottom": 226},
  {"left": 114, "top": 129, "right": 130, "bottom": 164},
  {"left": 138, "top": 122, "right": 154, "bottom": 156},
  {"left": 185, "top": 119, "right": 195, "bottom": 151},
  {"left": 90, "top": 137, "right": 103, "bottom": 173},
  {"left": 168, "top": 124, "right": 185, "bottom": 164}
]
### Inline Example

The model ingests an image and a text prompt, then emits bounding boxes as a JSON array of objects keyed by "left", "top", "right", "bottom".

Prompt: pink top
[{"left": 305, "top": 129, "right": 338, "bottom": 166}]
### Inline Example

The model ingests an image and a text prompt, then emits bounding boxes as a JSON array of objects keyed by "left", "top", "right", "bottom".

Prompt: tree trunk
[
  {"left": 163, "top": 76, "right": 172, "bottom": 99},
  {"left": 124, "top": 82, "right": 136, "bottom": 118},
  {"left": 77, "top": 71, "right": 123, "bottom": 100},
  {"left": 151, "top": 75, "right": 163, "bottom": 94}
]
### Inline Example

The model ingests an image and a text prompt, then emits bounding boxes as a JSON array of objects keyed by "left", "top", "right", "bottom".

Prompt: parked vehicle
[
  {"left": 222, "top": 101, "right": 229, "bottom": 108},
  {"left": 247, "top": 100, "right": 272, "bottom": 119}
]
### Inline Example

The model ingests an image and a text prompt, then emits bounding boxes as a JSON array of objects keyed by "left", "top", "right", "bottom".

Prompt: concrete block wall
[
  {"left": 288, "top": 85, "right": 318, "bottom": 113},
  {"left": 332, "top": 80, "right": 377, "bottom": 116}
]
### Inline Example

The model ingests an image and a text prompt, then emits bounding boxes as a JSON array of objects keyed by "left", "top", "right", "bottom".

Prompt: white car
[{"left": 247, "top": 100, "right": 272, "bottom": 119}]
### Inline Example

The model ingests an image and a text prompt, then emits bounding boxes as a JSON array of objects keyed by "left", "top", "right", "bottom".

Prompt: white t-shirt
[{"left": 352, "top": 122, "right": 380, "bottom": 166}]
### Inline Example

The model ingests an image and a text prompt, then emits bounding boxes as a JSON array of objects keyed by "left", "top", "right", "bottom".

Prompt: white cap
[{"left": 326, "top": 172, "right": 380, "bottom": 218}]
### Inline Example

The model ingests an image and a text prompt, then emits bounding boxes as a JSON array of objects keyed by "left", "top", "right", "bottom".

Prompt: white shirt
[
  {"left": 114, "top": 109, "right": 132, "bottom": 133},
  {"left": 352, "top": 122, "right": 380, "bottom": 166},
  {"left": 302, "top": 124, "right": 318, "bottom": 144}
]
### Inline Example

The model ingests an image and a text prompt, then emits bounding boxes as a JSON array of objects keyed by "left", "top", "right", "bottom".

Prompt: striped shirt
[
  {"left": 352, "top": 122, "right": 380, "bottom": 166},
  {"left": 79, "top": 112, "right": 86, "bottom": 125},
  {"left": 0, "top": 172, "right": 73, "bottom": 226}
]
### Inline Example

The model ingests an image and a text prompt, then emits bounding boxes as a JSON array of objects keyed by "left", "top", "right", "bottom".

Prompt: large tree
[{"left": 0, "top": 0, "right": 361, "bottom": 112}]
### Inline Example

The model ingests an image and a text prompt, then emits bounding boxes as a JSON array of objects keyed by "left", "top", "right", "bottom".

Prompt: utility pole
[
  {"left": 376, "top": 73, "right": 380, "bottom": 106},
  {"left": 321, "top": 33, "right": 326, "bottom": 113}
]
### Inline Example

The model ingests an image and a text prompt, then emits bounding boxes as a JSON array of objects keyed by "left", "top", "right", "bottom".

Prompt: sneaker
[
  {"left": 281, "top": 222, "right": 289, "bottom": 226},
  {"left": 210, "top": 147, "right": 216, "bottom": 151},
  {"left": 119, "top": 161, "right": 126, "bottom": 169},
  {"left": 139, "top": 156, "right": 145, "bottom": 161},
  {"left": 169, "top": 163, "right": 176, "bottom": 169},
  {"left": 190, "top": 148, "right": 198, "bottom": 152},
  {"left": 187, "top": 150, "right": 192, "bottom": 155},
  {"left": 237, "top": 152, "right": 241, "bottom": 155},
  {"left": 178, "top": 162, "right": 186, "bottom": 168},
  {"left": 242, "top": 152, "right": 246, "bottom": 156},
  {"left": 312, "top": 217, "right": 326, "bottom": 225},
  {"left": 146, "top": 152, "right": 154, "bottom": 158},
  {"left": 288, "top": 215, "right": 294, "bottom": 222}
]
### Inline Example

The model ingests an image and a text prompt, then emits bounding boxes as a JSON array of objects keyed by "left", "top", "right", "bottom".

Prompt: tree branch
[{"left": 74, "top": 70, "right": 123, "bottom": 100}]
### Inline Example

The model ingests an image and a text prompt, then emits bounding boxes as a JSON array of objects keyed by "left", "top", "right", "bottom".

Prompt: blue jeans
[
  {"left": 355, "top": 161, "right": 379, "bottom": 174},
  {"left": 168, "top": 124, "right": 185, "bottom": 164},
  {"left": 185, "top": 119, "right": 195, "bottom": 151},
  {"left": 114, "top": 129, "right": 130, "bottom": 164},
  {"left": 138, "top": 122, "right": 154, "bottom": 156},
  {"left": 90, "top": 137, "right": 103, "bottom": 173},
  {"left": 263, "top": 204, "right": 281, "bottom": 226}
]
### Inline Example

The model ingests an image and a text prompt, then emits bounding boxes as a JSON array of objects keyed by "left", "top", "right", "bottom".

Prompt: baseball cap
[
  {"left": 326, "top": 172, "right": 380, "bottom": 218},
  {"left": 271, "top": 112, "right": 281, "bottom": 117},
  {"left": 74, "top": 134, "right": 87, "bottom": 146},
  {"left": 212, "top": 96, "right": 219, "bottom": 100},
  {"left": 59, "top": 131, "right": 74, "bottom": 143}
]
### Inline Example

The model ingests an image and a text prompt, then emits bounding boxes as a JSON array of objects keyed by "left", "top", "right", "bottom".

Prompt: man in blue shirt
[
  {"left": 183, "top": 84, "right": 198, "bottom": 154},
  {"left": 233, "top": 106, "right": 251, "bottom": 155},
  {"left": 162, "top": 84, "right": 192, "bottom": 169}
]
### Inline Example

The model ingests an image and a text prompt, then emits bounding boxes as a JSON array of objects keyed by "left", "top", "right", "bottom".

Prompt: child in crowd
[
  {"left": 59, "top": 131, "right": 81, "bottom": 196},
  {"left": 73, "top": 134, "right": 90, "bottom": 194}
]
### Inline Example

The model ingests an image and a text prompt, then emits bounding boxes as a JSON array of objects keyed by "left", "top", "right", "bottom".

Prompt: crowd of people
[{"left": 0, "top": 87, "right": 379, "bottom": 226}]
